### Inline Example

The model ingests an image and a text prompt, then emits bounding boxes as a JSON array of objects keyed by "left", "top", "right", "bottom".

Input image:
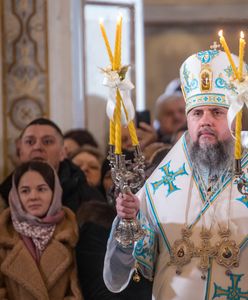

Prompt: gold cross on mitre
[{"left": 210, "top": 41, "right": 220, "bottom": 50}]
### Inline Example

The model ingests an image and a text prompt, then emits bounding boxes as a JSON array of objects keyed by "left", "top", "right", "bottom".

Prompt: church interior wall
[
  {"left": 143, "top": 0, "right": 248, "bottom": 120},
  {"left": 0, "top": 0, "right": 248, "bottom": 180}
]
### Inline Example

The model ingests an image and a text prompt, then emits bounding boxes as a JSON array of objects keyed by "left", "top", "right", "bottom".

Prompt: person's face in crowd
[
  {"left": 17, "top": 170, "right": 53, "bottom": 217},
  {"left": 187, "top": 106, "right": 232, "bottom": 147},
  {"left": 158, "top": 97, "right": 186, "bottom": 135},
  {"left": 72, "top": 152, "right": 101, "bottom": 187},
  {"left": 19, "top": 125, "right": 65, "bottom": 171},
  {"left": 121, "top": 126, "right": 133, "bottom": 150},
  {"left": 64, "top": 138, "right": 80, "bottom": 157}
]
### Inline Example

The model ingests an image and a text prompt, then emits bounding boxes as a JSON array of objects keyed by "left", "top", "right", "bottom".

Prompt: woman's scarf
[{"left": 9, "top": 167, "right": 65, "bottom": 261}]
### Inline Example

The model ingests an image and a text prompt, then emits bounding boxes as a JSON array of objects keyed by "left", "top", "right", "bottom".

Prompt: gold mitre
[{"left": 180, "top": 49, "right": 247, "bottom": 114}]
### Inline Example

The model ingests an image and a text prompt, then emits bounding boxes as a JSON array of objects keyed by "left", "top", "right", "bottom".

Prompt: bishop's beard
[{"left": 188, "top": 137, "right": 234, "bottom": 173}]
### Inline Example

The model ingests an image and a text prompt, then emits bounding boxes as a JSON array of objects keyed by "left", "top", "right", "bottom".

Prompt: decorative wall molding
[
  {"left": 1, "top": 0, "right": 49, "bottom": 176},
  {"left": 144, "top": 4, "right": 248, "bottom": 25}
]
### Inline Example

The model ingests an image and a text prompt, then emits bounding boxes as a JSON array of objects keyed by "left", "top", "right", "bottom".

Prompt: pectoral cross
[
  {"left": 213, "top": 273, "right": 248, "bottom": 299},
  {"left": 195, "top": 229, "right": 217, "bottom": 280}
]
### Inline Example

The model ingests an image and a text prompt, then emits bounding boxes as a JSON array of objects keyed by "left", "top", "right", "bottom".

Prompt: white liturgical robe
[{"left": 104, "top": 133, "right": 248, "bottom": 300}]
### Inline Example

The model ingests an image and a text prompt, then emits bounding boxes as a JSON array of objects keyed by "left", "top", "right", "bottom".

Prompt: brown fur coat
[{"left": 0, "top": 207, "right": 83, "bottom": 300}]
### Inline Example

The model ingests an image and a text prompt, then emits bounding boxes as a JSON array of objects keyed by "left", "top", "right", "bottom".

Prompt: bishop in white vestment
[{"left": 103, "top": 49, "right": 248, "bottom": 300}]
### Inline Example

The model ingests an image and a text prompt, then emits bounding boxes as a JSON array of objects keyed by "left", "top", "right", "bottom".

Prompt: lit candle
[
  {"left": 235, "top": 110, "right": 242, "bottom": 159},
  {"left": 238, "top": 31, "right": 246, "bottom": 81},
  {"left": 117, "top": 15, "right": 123, "bottom": 70},
  {"left": 99, "top": 19, "right": 113, "bottom": 66},
  {"left": 113, "top": 16, "right": 122, "bottom": 152},
  {"left": 100, "top": 15, "right": 139, "bottom": 152},
  {"left": 113, "top": 16, "right": 121, "bottom": 70},
  {"left": 218, "top": 30, "right": 239, "bottom": 79}
]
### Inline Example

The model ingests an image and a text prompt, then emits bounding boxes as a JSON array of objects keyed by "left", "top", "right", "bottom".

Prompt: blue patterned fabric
[
  {"left": 180, "top": 50, "right": 242, "bottom": 113},
  {"left": 133, "top": 211, "right": 157, "bottom": 280},
  {"left": 213, "top": 273, "right": 248, "bottom": 299},
  {"left": 151, "top": 161, "right": 188, "bottom": 196},
  {"left": 196, "top": 50, "right": 219, "bottom": 64}
]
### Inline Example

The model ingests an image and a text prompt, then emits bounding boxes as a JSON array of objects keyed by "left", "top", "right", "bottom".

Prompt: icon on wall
[{"left": 10, "top": 96, "right": 44, "bottom": 130}]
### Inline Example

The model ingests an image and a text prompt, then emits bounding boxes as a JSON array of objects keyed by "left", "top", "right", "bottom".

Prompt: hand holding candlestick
[
  {"left": 108, "top": 145, "right": 146, "bottom": 248},
  {"left": 115, "top": 192, "right": 145, "bottom": 248},
  {"left": 116, "top": 193, "right": 140, "bottom": 220},
  {"left": 100, "top": 16, "right": 146, "bottom": 248},
  {"left": 112, "top": 169, "right": 146, "bottom": 249}
]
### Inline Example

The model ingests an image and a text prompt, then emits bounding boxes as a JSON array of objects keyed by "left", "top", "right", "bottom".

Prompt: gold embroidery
[{"left": 200, "top": 65, "right": 213, "bottom": 92}]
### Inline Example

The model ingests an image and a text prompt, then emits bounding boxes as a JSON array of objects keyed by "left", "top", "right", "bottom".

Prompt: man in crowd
[
  {"left": 0, "top": 118, "right": 104, "bottom": 212},
  {"left": 154, "top": 78, "right": 187, "bottom": 144},
  {"left": 103, "top": 49, "right": 248, "bottom": 299}
]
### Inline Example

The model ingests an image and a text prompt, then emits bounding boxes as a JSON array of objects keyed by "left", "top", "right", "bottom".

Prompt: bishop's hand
[{"left": 116, "top": 192, "right": 140, "bottom": 219}]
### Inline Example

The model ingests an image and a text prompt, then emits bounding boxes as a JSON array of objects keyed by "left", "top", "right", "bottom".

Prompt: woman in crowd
[
  {"left": 64, "top": 129, "right": 98, "bottom": 158},
  {"left": 0, "top": 161, "right": 83, "bottom": 299},
  {"left": 70, "top": 145, "right": 103, "bottom": 188}
]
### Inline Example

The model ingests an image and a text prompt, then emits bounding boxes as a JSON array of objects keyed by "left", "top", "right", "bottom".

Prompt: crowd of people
[
  {"left": 1, "top": 47, "right": 246, "bottom": 300},
  {"left": 0, "top": 77, "right": 185, "bottom": 299}
]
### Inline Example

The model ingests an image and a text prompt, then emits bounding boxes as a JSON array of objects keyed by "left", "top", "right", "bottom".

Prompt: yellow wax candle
[
  {"left": 109, "top": 119, "right": 115, "bottom": 145},
  {"left": 117, "top": 90, "right": 127, "bottom": 119},
  {"left": 218, "top": 30, "right": 239, "bottom": 79},
  {"left": 238, "top": 31, "right": 246, "bottom": 81},
  {"left": 113, "top": 16, "right": 121, "bottom": 70},
  {"left": 117, "top": 90, "right": 139, "bottom": 146},
  {"left": 99, "top": 19, "right": 113, "bottom": 66},
  {"left": 115, "top": 91, "right": 122, "bottom": 154},
  {"left": 117, "top": 15, "right": 122, "bottom": 69},
  {"left": 128, "top": 121, "right": 139, "bottom": 146},
  {"left": 235, "top": 110, "right": 242, "bottom": 159}
]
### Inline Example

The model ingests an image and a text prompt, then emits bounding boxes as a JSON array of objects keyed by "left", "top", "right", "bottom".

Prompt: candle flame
[
  {"left": 117, "top": 14, "right": 122, "bottom": 23},
  {"left": 240, "top": 31, "right": 245, "bottom": 39},
  {"left": 218, "top": 30, "right": 223, "bottom": 37},
  {"left": 99, "top": 18, "right": 104, "bottom": 25}
]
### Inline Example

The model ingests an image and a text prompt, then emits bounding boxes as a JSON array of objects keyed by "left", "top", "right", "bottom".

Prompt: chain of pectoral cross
[
  {"left": 182, "top": 171, "right": 218, "bottom": 279},
  {"left": 169, "top": 162, "right": 240, "bottom": 280},
  {"left": 188, "top": 165, "right": 234, "bottom": 278},
  {"left": 194, "top": 164, "right": 232, "bottom": 201}
]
